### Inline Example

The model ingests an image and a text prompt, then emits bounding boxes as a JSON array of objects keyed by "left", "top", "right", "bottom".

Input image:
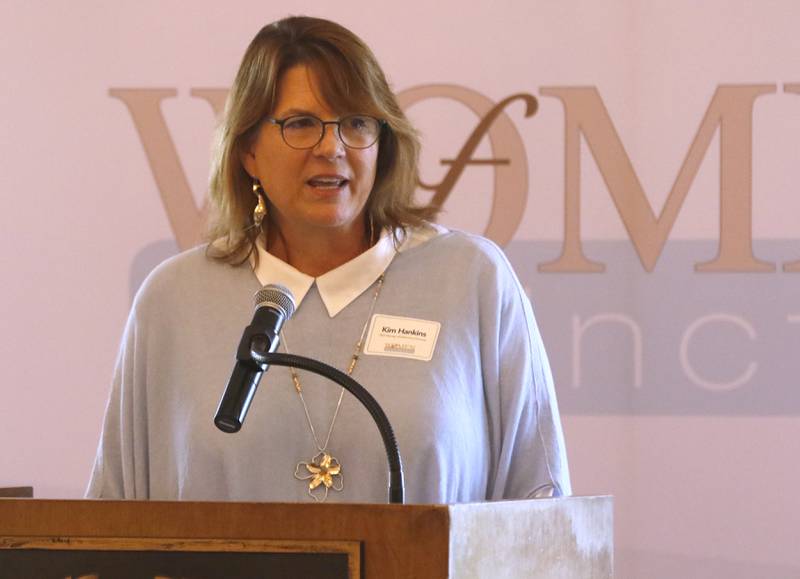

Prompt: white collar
[{"left": 252, "top": 223, "right": 446, "bottom": 317}]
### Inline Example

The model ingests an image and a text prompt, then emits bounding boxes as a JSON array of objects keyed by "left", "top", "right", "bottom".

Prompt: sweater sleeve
[
  {"left": 85, "top": 300, "right": 150, "bottom": 499},
  {"left": 479, "top": 241, "right": 571, "bottom": 500}
]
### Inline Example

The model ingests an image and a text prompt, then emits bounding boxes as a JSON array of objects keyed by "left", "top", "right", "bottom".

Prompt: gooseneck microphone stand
[{"left": 216, "top": 348, "right": 405, "bottom": 505}]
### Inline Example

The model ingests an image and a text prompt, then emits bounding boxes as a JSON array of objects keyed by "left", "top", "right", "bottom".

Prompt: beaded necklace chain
[{"left": 279, "top": 273, "right": 385, "bottom": 502}]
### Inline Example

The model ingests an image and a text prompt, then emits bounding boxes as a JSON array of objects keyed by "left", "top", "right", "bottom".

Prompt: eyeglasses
[{"left": 264, "top": 114, "right": 385, "bottom": 150}]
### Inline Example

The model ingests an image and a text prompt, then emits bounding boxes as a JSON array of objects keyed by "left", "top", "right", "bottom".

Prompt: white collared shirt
[{"left": 252, "top": 223, "right": 446, "bottom": 317}]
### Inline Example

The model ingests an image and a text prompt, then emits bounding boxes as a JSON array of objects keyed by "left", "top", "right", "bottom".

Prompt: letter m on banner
[{"left": 538, "top": 85, "right": 776, "bottom": 273}]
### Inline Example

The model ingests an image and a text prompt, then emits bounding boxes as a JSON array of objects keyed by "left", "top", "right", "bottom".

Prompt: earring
[{"left": 252, "top": 179, "right": 267, "bottom": 228}]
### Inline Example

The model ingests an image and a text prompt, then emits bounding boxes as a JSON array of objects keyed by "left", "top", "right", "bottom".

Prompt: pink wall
[{"left": 2, "top": 1, "right": 799, "bottom": 577}]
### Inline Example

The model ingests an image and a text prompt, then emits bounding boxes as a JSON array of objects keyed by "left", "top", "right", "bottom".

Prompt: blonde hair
[{"left": 207, "top": 16, "right": 436, "bottom": 264}]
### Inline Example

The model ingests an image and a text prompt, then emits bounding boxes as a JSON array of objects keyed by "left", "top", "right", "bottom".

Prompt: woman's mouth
[{"left": 307, "top": 176, "right": 349, "bottom": 189}]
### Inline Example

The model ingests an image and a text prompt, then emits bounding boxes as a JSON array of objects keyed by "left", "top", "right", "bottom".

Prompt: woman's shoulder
[
  {"left": 137, "top": 245, "right": 212, "bottom": 290},
  {"left": 402, "top": 223, "right": 516, "bottom": 273},
  {"left": 133, "top": 244, "right": 251, "bottom": 312}
]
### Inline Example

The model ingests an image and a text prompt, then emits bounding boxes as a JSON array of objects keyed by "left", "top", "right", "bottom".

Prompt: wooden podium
[{"left": 0, "top": 496, "right": 612, "bottom": 578}]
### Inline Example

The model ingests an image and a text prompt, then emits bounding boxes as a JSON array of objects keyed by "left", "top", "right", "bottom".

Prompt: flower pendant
[{"left": 294, "top": 452, "right": 343, "bottom": 502}]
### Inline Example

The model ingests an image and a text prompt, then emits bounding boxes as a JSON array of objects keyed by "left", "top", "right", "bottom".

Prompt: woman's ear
[{"left": 240, "top": 146, "right": 257, "bottom": 179}]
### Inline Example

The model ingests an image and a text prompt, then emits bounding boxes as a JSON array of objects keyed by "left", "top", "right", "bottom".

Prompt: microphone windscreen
[{"left": 254, "top": 284, "right": 296, "bottom": 319}]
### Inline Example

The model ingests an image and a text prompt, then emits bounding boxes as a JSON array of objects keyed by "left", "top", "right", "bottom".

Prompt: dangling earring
[{"left": 252, "top": 179, "right": 267, "bottom": 228}]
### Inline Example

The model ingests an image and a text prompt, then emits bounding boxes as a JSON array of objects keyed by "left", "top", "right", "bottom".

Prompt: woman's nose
[{"left": 314, "top": 123, "right": 345, "bottom": 159}]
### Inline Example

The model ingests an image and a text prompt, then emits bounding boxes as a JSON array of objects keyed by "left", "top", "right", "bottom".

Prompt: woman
[{"left": 87, "top": 16, "right": 570, "bottom": 503}]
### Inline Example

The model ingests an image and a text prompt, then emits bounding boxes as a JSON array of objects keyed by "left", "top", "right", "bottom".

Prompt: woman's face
[{"left": 242, "top": 64, "right": 379, "bottom": 241}]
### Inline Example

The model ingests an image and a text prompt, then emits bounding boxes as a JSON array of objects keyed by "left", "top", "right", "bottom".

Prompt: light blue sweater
[{"left": 87, "top": 229, "right": 570, "bottom": 503}]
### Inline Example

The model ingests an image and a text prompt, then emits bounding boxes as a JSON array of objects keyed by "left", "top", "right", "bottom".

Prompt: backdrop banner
[{"left": 2, "top": 2, "right": 799, "bottom": 577}]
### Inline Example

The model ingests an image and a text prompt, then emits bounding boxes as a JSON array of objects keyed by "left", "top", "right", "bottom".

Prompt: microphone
[{"left": 214, "top": 284, "right": 296, "bottom": 433}]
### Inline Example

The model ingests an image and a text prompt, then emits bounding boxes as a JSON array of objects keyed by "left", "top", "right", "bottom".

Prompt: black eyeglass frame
[{"left": 263, "top": 114, "right": 386, "bottom": 150}]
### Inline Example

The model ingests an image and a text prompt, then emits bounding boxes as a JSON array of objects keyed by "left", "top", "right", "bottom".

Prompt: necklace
[{"left": 280, "top": 273, "right": 385, "bottom": 502}]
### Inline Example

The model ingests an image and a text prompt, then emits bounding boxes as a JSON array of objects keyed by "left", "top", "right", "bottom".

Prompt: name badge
[{"left": 364, "top": 314, "right": 441, "bottom": 361}]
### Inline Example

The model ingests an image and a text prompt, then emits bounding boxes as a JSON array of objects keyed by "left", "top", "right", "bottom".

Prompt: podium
[{"left": 0, "top": 496, "right": 611, "bottom": 578}]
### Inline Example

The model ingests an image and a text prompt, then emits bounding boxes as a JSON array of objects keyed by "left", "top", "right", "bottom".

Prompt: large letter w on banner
[{"left": 109, "top": 88, "right": 228, "bottom": 250}]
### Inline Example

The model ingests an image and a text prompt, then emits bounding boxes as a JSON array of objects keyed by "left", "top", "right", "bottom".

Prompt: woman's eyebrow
[{"left": 274, "top": 108, "right": 319, "bottom": 117}]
